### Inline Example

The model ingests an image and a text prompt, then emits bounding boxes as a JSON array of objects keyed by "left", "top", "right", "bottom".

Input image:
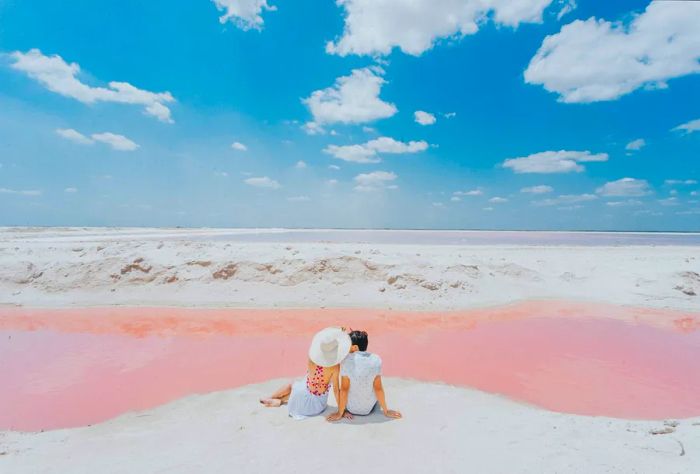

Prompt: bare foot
[{"left": 260, "top": 398, "right": 282, "bottom": 407}]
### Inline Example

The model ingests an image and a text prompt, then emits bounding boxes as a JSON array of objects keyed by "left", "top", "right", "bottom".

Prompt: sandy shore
[
  {"left": 1, "top": 227, "right": 698, "bottom": 310},
  {"left": 2, "top": 378, "right": 699, "bottom": 474},
  {"left": 2, "top": 228, "right": 699, "bottom": 472}
]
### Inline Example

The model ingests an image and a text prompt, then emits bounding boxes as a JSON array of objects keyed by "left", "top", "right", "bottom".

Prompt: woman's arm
[{"left": 373, "top": 375, "right": 402, "bottom": 419}]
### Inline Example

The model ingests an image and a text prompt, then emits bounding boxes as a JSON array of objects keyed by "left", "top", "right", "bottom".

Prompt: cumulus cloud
[
  {"left": 625, "top": 138, "right": 646, "bottom": 151},
  {"left": 0, "top": 188, "right": 42, "bottom": 196},
  {"left": 353, "top": 170, "right": 397, "bottom": 192},
  {"left": 533, "top": 194, "right": 597, "bottom": 206},
  {"left": 56, "top": 128, "right": 93, "bottom": 145},
  {"left": 302, "top": 68, "right": 397, "bottom": 130},
  {"left": 231, "top": 141, "right": 248, "bottom": 151},
  {"left": 244, "top": 176, "right": 280, "bottom": 189},
  {"left": 521, "top": 185, "right": 553, "bottom": 194},
  {"left": 414, "top": 110, "right": 436, "bottom": 126},
  {"left": 489, "top": 197, "right": 508, "bottom": 204},
  {"left": 91, "top": 132, "right": 140, "bottom": 151},
  {"left": 295, "top": 160, "right": 307, "bottom": 169},
  {"left": 212, "top": 0, "right": 276, "bottom": 30},
  {"left": 503, "top": 150, "right": 608, "bottom": 174},
  {"left": 525, "top": 2, "right": 700, "bottom": 103},
  {"left": 672, "top": 118, "right": 700, "bottom": 135},
  {"left": 327, "top": 0, "right": 555, "bottom": 57},
  {"left": 596, "top": 178, "right": 651, "bottom": 197},
  {"left": 64, "top": 187, "right": 78, "bottom": 193},
  {"left": 11, "top": 49, "right": 175, "bottom": 122},
  {"left": 324, "top": 136, "right": 428, "bottom": 163}
]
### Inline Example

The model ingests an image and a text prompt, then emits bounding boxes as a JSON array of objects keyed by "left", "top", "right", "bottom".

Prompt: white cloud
[
  {"left": 489, "top": 197, "right": 508, "bottom": 204},
  {"left": 328, "top": 164, "right": 341, "bottom": 170},
  {"left": 301, "top": 121, "right": 327, "bottom": 135},
  {"left": 64, "top": 187, "right": 78, "bottom": 193},
  {"left": 606, "top": 199, "right": 642, "bottom": 207},
  {"left": 625, "top": 138, "right": 646, "bottom": 151},
  {"left": 353, "top": 170, "right": 397, "bottom": 192},
  {"left": 214, "top": 171, "right": 229, "bottom": 177},
  {"left": 533, "top": 194, "right": 597, "bottom": 206},
  {"left": 244, "top": 176, "right": 280, "bottom": 189},
  {"left": 521, "top": 185, "right": 553, "bottom": 194},
  {"left": 327, "top": 0, "right": 555, "bottom": 57},
  {"left": 659, "top": 197, "right": 679, "bottom": 206},
  {"left": 483, "top": 207, "right": 494, "bottom": 211},
  {"left": 556, "top": 0, "right": 577, "bottom": 20},
  {"left": 692, "top": 191, "right": 699, "bottom": 197},
  {"left": 444, "top": 112, "right": 457, "bottom": 119},
  {"left": 414, "top": 110, "right": 436, "bottom": 126},
  {"left": 362, "top": 126, "right": 377, "bottom": 133},
  {"left": 324, "top": 144, "right": 379, "bottom": 164},
  {"left": 665, "top": 179, "right": 698, "bottom": 186},
  {"left": 0, "top": 188, "right": 42, "bottom": 196},
  {"left": 327, "top": 179, "right": 339, "bottom": 186},
  {"left": 432, "top": 202, "right": 445, "bottom": 208},
  {"left": 303, "top": 68, "right": 397, "bottom": 126},
  {"left": 672, "top": 118, "right": 700, "bottom": 135},
  {"left": 596, "top": 178, "right": 651, "bottom": 197},
  {"left": 324, "top": 136, "right": 428, "bottom": 163},
  {"left": 212, "top": 0, "right": 276, "bottom": 30},
  {"left": 56, "top": 128, "right": 93, "bottom": 145},
  {"left": 11, "top": 49, "right": 175, "bottom": 122},
  {"left": 295, "top": 160, "right": 307, "bottom": 169},
  {"left": 525, "top": 2, "right": 700, "bottom": 103},
  {"left": 231, "top": 141, "right": 248, "bottom": 151},
  {"left": 57, "top": 128, "right": 138, "bottom": 151},
  {"left": 287, "top": 195, "right": 310, "bottom": 202},
  {"left": 503, "top": 150, "right": 608, "bottom": 174},
  {"left": 453, "top": 189, "right": 483, "bottom": 197},
  {"left": 91, "top": 132, "right": 139, "bottom": 151},
  {"left": 450, "top": 196, "right": 461, "bottom": 202}
]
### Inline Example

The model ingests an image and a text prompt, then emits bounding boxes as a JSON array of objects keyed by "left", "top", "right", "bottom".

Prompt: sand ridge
[{"left": 1, "top": 228, "right": 698, "bottom": 310}]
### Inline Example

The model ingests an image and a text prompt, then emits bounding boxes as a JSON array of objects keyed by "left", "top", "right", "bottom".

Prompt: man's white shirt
[{"left": 340, "top": 351, "right": 382, "bottom": 415}]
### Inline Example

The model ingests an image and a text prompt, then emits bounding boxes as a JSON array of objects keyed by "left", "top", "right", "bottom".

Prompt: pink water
[{"left": 1, "top": 301, "right": 699, "bottom": 431}]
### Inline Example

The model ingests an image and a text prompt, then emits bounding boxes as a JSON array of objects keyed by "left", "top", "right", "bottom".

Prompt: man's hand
[
  {"left": 383, "top": 409, "right": 402, "bottom": 419},
  {"left": 326, "top": 411, "right": 344, "bottom": 422}
]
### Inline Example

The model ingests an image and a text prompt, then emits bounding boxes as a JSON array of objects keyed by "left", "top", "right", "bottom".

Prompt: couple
[{"left": 260, "top": 327, "right": 402, "bottom": 422}]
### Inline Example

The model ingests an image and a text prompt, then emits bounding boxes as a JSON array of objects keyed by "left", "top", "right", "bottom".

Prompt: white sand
[
  {"left": 0, "top": 227, "right": 698, "bottom": 310},
  {"left": 2, "top": 228, "right": 699, "bottom": 472},
  {"left": 2, "top": 378, "right": 698, "bottom": 473}
]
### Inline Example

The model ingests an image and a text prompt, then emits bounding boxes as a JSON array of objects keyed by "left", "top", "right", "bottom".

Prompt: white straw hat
[{"left": 308, "top": 327, "right": 351, "bottom": 367}]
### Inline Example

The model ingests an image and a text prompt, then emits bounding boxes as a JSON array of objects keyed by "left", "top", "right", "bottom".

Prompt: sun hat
[{"left": 308, "top": 327, "right": 352, "bottom": 367}]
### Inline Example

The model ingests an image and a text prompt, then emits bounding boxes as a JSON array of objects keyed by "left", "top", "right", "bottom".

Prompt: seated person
[{"left": 327, "top": 330, "right": 402, "bottom": 421}]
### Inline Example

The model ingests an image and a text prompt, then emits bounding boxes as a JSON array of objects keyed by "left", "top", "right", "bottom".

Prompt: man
[{"left": 327, "top": 330, "right": 402, "bottom": 422}]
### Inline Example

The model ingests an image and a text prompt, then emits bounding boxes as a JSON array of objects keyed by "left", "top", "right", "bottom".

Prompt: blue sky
[{"left": 0, "top": 0, "right": 698, "bottom": 230}]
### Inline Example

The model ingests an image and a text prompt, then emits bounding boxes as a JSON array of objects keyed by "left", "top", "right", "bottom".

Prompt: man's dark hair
[{"left": 349, "top": 330, "right": 369, "bottom": 351}]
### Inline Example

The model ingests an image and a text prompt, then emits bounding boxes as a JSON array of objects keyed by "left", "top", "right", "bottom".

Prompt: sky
[{"left": 0, "top": 0, "right": 699, "bottom": 231}]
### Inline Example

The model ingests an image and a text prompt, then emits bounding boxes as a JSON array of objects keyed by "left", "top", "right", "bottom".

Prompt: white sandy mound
[
  {"left": 1, "top": 378, "right": 698, "bottom": 473},
  {"left": 1, "top": 228, "right": 699, "bottom": 310}
]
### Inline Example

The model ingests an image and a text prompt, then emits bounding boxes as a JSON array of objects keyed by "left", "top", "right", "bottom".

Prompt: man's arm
[
  {"left": 373, "top": 375, "right": 402, "bottom": 419},
  {"left": 326, "top": 376, "right": 351, "bottom": 422},
  {"left": 332, "top": 365, "right": 340, "bottom": 407}
]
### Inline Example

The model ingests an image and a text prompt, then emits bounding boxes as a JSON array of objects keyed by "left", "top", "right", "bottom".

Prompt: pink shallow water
[{"left": 1, "top": 301, "right": 699, "bottom": 431}]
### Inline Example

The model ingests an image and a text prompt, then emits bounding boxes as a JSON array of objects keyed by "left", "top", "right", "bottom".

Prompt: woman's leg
[{"left": 260, "top": 383, "right": 293, "bottom": 407}]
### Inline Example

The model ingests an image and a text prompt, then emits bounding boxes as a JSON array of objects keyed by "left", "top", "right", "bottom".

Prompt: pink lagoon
[{"left": 2, "top": 300, "right": 699, "bottom": 432}]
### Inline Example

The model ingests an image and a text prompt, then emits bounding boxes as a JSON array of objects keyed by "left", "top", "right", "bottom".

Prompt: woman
[{"left": 260, "top": 327, "right": 351, "bottom": 420}]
